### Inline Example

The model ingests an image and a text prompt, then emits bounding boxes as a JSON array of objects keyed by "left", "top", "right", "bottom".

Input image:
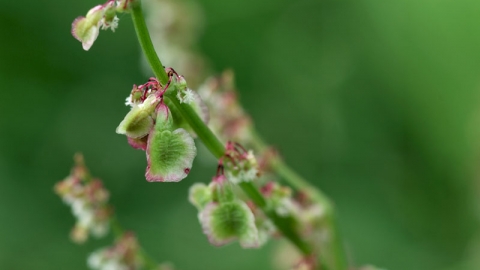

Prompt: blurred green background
[{"left": 1, "top": 0, "right": 480, "bottom": 269}]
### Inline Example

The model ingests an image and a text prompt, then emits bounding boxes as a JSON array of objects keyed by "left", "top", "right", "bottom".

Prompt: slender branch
[
  {"left": 130, "top": 0, "right": 168, "bottom": 85},
  {"left": 165, "top": 91, "right": 313, "bottom": 255},
  {"left": 164, "top": 96, "right": 225, "bottom": 158},
  {"left": 130, "top": 1, "right": 348, "bottom": 269},
  {"left": 130, "top": 0, "right": 313, "bottom": 258}
]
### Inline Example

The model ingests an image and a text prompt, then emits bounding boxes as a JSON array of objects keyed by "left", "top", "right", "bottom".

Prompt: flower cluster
[
  {"left": 54, "top": 154, "right": 112, "bottom": 243},
  {"left": 189, "top": 178, "right": 260, "bottom": 248},
  {"left": 221, "top": 141, "right": 259, "bottom": 184},
  {"left": 188, "top": 138, "right": 335, "bottom": 269},
  {"left": 72, "top": 0, "right": 131, "bottom": 50},
  {"left": 197, "top": 70, "right": 254, "bottom": 145},
  {"left": 117, "top": 70, "right": 208, "bottom": 182},
  {"left": 188, "top": 142, "right": 278, "bottom": 249}
]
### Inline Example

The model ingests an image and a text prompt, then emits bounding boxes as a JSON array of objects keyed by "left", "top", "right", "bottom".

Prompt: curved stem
[
  {"left": 130, "top": 0, "right": 168, "bottom": 85},
  {"left": 164, "top": 95, "right": 225, "bottom": 158},
  {"left": 164, "top": 93, "right": 313, "bottom": 256},
  {"left": 130, "top": 0, "right": 347, "bottom": 268},
  {"left": 130, "top": 0, "right": 313, "bottom": 258}
]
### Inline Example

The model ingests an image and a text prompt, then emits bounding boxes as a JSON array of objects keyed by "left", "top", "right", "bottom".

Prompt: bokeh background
[{"left": 1, "top": 0, "right": 480, "bottom": 269}]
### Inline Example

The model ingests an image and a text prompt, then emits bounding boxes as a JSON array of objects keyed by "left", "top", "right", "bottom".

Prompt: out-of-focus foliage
[{"left": 1, "top": 0, "right": 480, "bottom": 269}]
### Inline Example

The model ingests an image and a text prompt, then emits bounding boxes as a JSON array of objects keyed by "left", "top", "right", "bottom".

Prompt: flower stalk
[{"left": 129, "top": 0, "right": 347, "bottom": 268}]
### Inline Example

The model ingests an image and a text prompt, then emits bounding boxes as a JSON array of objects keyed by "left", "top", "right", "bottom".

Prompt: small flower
[
  {"left": 72, "top": 16, "right": 101, "bottom": 51},
  {"left": 171, "top": 76, "right": 210, "bottom": 137},
  {"left": 71, "top": 5, "right": 104, "bottom": 51},
  {"left": 71, "top": 2, "right": 127, "bottom": 51},
  {"left": 223, "top": 147, "right": 259, "bottom": 184},
  {"left": 117, "top": 75, "right": 198, "bottom": 182},
  {"left": 176, "top": 88, "right": 195, "bottom": 104},
  {"left": 197, "top": 70, "right": 253, "bottom": 143},
  {"left": 101, "top": 16, "right": 119, "bottom": 32},
  {"left": 54, "top": 154, "right": 112, "bottom": 243}
]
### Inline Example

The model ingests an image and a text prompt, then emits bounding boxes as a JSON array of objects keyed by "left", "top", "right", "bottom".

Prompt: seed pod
[
  {"left": 199, "top": 201, "right": 259, "bottom": 248},
  {"left": 145, "top": 104, "right": 196, "bottom": 182}
]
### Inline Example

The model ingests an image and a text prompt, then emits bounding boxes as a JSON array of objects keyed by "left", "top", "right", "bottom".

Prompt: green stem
[
  {"left": 129, "top": 1, "right": 350, "bottom": 268},
  {"left": 130, "top": 0, "right": 313, "bottom": 258},
  {"left": 165, "top": 93, "right": 313, "bottom": 256},
  {"left": 164, "top": 96, "right": 225, "bottom": 158},
  {"left": 239, "top": 182, "right": 312, "bottom": 255},
  {"left": 130, "top": 0, "right": 169, "bottom": 85}
]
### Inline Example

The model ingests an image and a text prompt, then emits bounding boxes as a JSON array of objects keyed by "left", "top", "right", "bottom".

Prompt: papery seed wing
[
  {"left": 189, "top": 183, "right": 212, "bottom": 210},
  {"left": 145, "top": 128, "right": 196, "bottom": 182},
  {"left": 116, "top": 106, "right": 154, "bottom": 139},
  {"left": 199, "top": 201, "right": 259, "bottom": 248}
]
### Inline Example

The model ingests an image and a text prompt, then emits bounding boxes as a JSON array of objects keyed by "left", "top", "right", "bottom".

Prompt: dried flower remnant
[{"left": 54, "top": 154, "right": 112, "bottom": 243}]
